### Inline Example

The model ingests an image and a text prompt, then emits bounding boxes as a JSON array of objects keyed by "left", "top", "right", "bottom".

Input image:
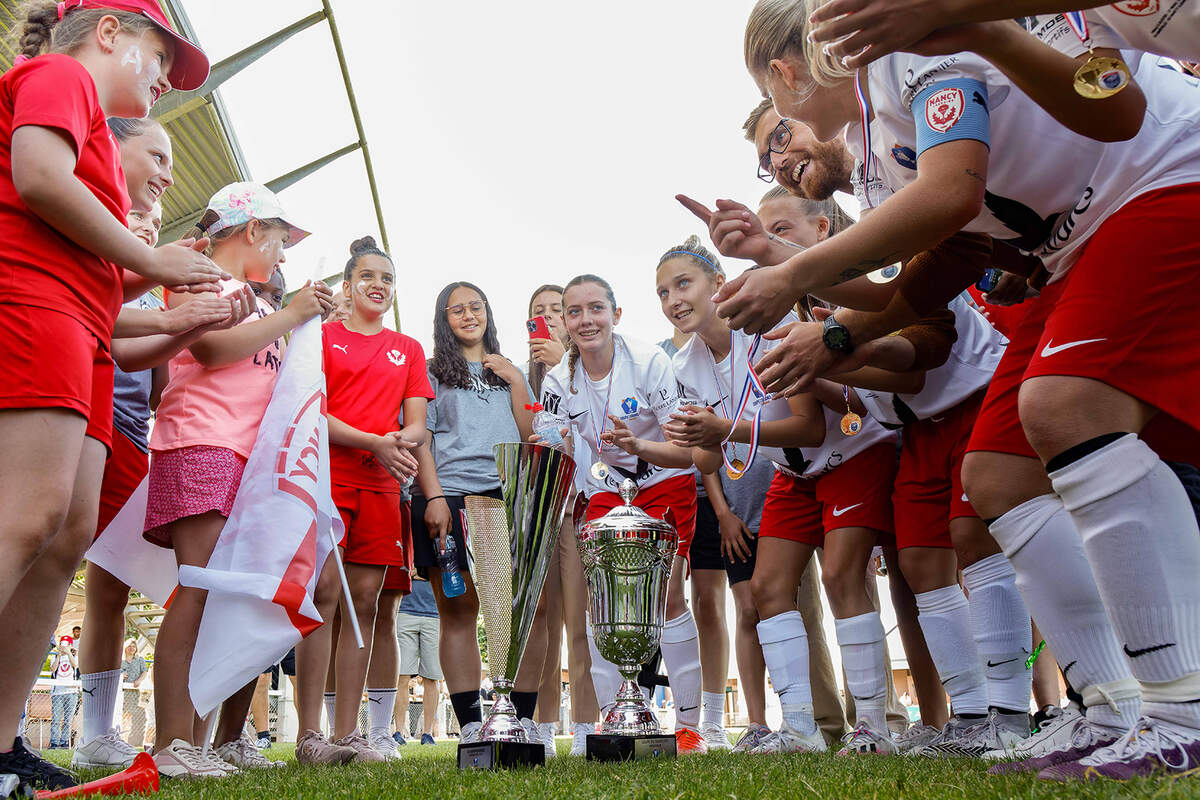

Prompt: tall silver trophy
[
  {"left": 457, "top": 442, "right": 576, "bottom": 769},
  {"left": 578, "top": 478, "right": 679, "bottom": 760}
]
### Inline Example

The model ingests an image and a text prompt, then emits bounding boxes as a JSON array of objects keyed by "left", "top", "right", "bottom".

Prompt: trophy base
[
  {"left": 585, "top": 733, "right": 677, "bottom": 762},
  {"left": 457, "top": 741, "right": 546, "bottom": 770}
]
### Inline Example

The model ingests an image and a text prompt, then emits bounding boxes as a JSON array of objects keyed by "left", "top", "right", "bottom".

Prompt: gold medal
[
  {"left": 1074, "top": 53, "right": 1130, "bottom": 99},
  {"left": 590, "top": 461, "right": 609, "bottom": 481},
  {"left": 726, "top": 458, "right": 746, "bottom": 481},
  {"left": 840, "top": 412, "right": 863, "bottom": 436}
]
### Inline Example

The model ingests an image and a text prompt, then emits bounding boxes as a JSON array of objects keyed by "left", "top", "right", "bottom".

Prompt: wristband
[{"left": 425, "top": 495, "right": 446, "bottom": 504}]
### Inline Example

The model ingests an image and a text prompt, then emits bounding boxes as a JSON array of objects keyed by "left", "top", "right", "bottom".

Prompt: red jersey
[
  {"left": 323, "top": 321, "right": 434, "bottom": 492},
  {"left": 0, "top": 54, "right": 129, "bottom": 342}
]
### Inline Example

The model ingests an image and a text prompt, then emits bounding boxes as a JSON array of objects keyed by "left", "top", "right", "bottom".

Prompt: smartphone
[
  {"left": 975, "top": 268, "right": 1002, "bottom": 294},
  {"left": 527, "top": 315, "right": 552, "bottom": 340}
]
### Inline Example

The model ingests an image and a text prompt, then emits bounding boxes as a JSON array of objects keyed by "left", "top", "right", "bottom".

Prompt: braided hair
[
  {"left": 429, "top": 282, "right": 508, "bottom": 391},
  {"left": 15, "top": 2, "right": 154, "bottom": 61},
  {"left": 562, "top": 274, "right": 617, "bottom": 394}
]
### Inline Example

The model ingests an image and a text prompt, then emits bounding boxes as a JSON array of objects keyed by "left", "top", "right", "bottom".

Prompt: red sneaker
[{"left": 675, "top": 727, "right": 708, "bottom": 754}]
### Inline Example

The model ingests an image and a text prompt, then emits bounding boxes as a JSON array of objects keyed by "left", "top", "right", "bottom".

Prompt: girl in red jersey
[
  {"left": 0, "top": 3, "right": 216, "bottom": 789},
  {"left": 145, "top": 183, "right": 330, "bottom": 778},
  {"left": 319, "top": 237, "right": 433, "bottom": 763}
]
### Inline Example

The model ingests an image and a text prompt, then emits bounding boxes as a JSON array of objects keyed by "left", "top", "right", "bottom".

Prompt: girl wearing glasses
[
  {"left": 535, "top": 274, "right": 708, "bottom": 754},
  {"left": 410, "top": 282, "right": 553, "bottom": 752}
]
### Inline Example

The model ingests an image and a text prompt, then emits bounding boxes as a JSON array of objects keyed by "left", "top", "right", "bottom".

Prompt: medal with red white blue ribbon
[
  {"left": 854, "top": 71, "right": 877, "bottom": 210},
  {"left": 719, "top": 331, "right": 766, "bottom": 481},
  {"left": 1064, "top": 11, "right": 1130, "bottom": 99}
]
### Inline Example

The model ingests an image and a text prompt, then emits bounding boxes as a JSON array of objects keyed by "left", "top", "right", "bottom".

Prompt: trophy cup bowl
[
  {"left": 457, "top": 442, "right": 576, "bottom": 769},
  {"left": 578, "top": 478, "right": 679, "bottom": 761}
]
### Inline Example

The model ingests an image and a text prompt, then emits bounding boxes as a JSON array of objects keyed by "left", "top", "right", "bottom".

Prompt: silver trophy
[
  {"left": 458, "top": 442, "right": 576, "bottom": 769},
  {"left": 578, "top": 478, "right": 678, "bottom": 760}
]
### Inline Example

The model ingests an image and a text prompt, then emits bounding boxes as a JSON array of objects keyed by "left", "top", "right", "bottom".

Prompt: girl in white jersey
[
  {"left": 726, "top": 0, "right": 1200, "bottom": 780},
  {"left": 659, "top": 234, "right": 903, "bottom": 756},
  {"left": 537, "top": 274, "right": 707, "bottom": 754}
]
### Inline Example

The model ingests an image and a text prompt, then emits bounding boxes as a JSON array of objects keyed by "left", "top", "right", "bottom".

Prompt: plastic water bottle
[
  {"left": 439, "top": 537, "right": 466, "bottom": 598},
  {"left": 529, "top": 403, "right": 564, "bottom": 448}
]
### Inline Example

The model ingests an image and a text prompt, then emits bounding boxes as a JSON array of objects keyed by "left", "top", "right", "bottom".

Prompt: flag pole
[
  {"left": 327, "top": 530, "right": 364, "bottom": 648},
  {"left": 200, "top": 711, "right": 218, "bottom": 757}
]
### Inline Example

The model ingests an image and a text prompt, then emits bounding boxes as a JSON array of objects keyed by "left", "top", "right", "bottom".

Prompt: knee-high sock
[
  {"left": 323, "top": 692, "right": 337, "bottom": 733},
  {"left": 585, "top": 612, "right": 623, "bottom": 714},
  {"left": 366, "top": 688, "right": 397, "bottom": 740},
  {"left": 661, "top": 610, "right": 702, "bottom": 730},
  {"left": 834, "top": 612, "right": 888, "bottom": 731},
  {"left": 1051, "top": 434, "right": 1200, "bottom": 729},
  {"left": 989, "top": 493, "right": 1138, "bottom": 729},
  {"left": 757, "top": 611, "right": 817, "bottom": 735},
  {"left": 915, "top": 585, "right": 988, "bottom": 716},
  {"left": 80, "top": 669, "right": 121, "bottom": 744},
  {"left": 961, "top": 553, "right": 1033, "bottom": 713}
]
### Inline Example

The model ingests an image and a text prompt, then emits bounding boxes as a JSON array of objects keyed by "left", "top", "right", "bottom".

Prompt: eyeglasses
[
  {"left": 446, "top": 300, "right": 485, "bottom": 319},
  {"left": 757, "top": 120, "right": 792, "bottom": 183}
]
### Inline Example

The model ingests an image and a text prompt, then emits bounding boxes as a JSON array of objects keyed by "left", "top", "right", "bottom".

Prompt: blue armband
[{"left": 912, "top": 78, "right": 990, "bottom": 158}]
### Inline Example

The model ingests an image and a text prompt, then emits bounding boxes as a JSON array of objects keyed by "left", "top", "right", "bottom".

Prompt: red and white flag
[
  {"left": 178, "top": 317, "right": 343, "bottom": 717},
  {"left": 85, "top": 476, "right": 177, "bottom": 607}
]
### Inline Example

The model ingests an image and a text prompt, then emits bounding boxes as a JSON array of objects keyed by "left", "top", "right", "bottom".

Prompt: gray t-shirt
[
  {"left": 112, "top": 292, "right": 163, "bottom": 452},
  {"left": 398, "top": 579, "right": 439, "bottom": 619},
  {"left": 426, "top": 362, "right": 531, "bottom": 496},
  {"left": 716, "top": 454, "right": 775, "bottom": 533}
]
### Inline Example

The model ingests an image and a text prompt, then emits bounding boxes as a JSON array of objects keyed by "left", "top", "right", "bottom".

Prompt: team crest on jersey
[
  {"left": 621, "top": 396, "right": 638, "bottom": 416},
  {"left": 387, "top": 349, "right": 406, "bottom": 366},
  {"left": 891, "top": 144, "right": 917, "bottom": 170},
  {"left": 542, "top": 392, "right": 562, "bottom": 415},
  {"left": 925, "top": 88, "right": 965, "bottom": 133},
  {"left": 1112, "top": 0, "right": 1158, "bottom": 15}
]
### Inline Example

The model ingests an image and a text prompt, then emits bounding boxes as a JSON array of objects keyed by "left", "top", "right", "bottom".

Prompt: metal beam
[
  {"left": 266, "top": 142, "right": 361, "bottom": 194},
  {"left": 154, "top": 10, "right": 328, "bottom": 124}
]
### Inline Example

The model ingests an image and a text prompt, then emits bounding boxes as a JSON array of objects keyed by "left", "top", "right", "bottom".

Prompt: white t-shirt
[
  {"left": 671, "top": 315, "right": 892, "bottom": 479},
  {"left": 51, "top": 651, "right": 75, "bottom": 695},
  {"left": 1095, "top": 0, "right": 1200, "bottom": 60},
  {"left": 848, "top": 15, "right": 1200, "bottom": 278},
  {"left": 540, "top": 334, "right": 690, "bottom": 498},
  {"left": 857, "top": 296, "right": 1005, "bottom": 426}
]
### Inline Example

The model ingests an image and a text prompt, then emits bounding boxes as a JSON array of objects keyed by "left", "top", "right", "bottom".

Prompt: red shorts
[
  {"left": 335, "top": 484, "right": 413, "bottom": 573},
  {"left": 969, "top": 184, "right": 1200, "bottom": 461},
  {"left": 383, "top": 564, "right": 411, "bottom": 594},
  {"left": 0, "top": 304, "right": 114, "bottom": 449},
  {"left": 893, "top": 391, "right": 983, "bottom": 550},
  {"left": 95, "top": 431, "right": 149, "bottom": 540},
  {"left": 759, "top": 442, "right": 897, "bottom": 546},
  {"left": 584, "top": 474, "right": 698, "bottom": 562}
]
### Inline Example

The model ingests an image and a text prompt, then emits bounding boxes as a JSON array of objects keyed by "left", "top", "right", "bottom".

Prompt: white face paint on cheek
[{"left": 120, "top": 45, "right": 144, "bottom": 75}]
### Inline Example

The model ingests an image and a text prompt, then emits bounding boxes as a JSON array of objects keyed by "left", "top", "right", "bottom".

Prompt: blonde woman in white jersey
[{"left": 721, "top": 0, "right": 1200, "bottom": 781}]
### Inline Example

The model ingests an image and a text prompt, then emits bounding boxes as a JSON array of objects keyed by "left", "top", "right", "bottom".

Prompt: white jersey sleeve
[{"left": 1096, "top": 0, "right": 1200, "bottom": 61}]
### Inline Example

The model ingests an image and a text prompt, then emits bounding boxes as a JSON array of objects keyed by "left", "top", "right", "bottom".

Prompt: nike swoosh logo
[
  {"left": 1040, "top": 337, "right": 1107, "bottom": 358},
  {"left": 679, "top": 705, "right": 697, "bottom": 712},
  {"left": 1124, "top": 642, "right": 1176, "bottom": 658},
  {"left": 568, "top": 411, "right": 587, "bottom": 420},
  {"left": 987, "top": 657, "right": 1020, "bottom": 668},
  {"left": 1061, "top": 660, "right": 1076, "bottom": 679},
  {"left": 930, "top": 416, "right": 945, "bottom": 422},
  {"left": 832, "top": 503, "right": 863, "bottom": 517}
]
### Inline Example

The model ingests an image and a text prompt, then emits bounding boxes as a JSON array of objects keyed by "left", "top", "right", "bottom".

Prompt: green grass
[{"left": 45, "top": 740, "right": 1198, "bottom": 799}]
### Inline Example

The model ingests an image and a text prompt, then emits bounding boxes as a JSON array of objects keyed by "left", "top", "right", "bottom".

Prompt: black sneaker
[{"left": 0, "top": 737, "right": 77, "bottom": 791}]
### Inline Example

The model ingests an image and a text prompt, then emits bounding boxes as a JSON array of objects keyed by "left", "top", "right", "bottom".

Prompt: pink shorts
[{"left": 144, "top": 445, "right": 246, "bottom": 548}]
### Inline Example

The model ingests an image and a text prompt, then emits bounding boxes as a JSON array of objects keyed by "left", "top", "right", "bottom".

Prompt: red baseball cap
[{"left": 64, "top": 0, "right": 210, "bottom": 91}]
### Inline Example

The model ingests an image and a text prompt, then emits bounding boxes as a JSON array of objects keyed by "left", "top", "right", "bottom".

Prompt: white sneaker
[
  {"left": 215, "top": 735, "right": 284, "bottom": 769},
  {"left": 368, "top": 732, "right": 402, "bottom": 761},
  {"left": 538, "top": 722, "right": 557, "bottom": 759},
  {"left": 519, "top": 718, "right": 549, "bottom": 759},
  {"left": 152, "top": 739, "right": 229, "bottom": 779},
  {"left": 733, "top": 723, "right": 772, "bottom": 753},
  {"left": 569, "top": 722, "right": 594, "bottom": 756},
  {"left": 700, "top": 721, "right": 733, "bottom": 751},
  {"left": 920, "top": 710, "right": 1030, "bottom": 758},
  {"left": 71, "top": 730, "right": 138, "bottom": 769},
  {"left": 894, "top": 724, "right": 941, "bottom": 753},
  {"left": 837, "top": 722, "right": 898, "bottom": 756},
  {"left": 750, "top": 725, "right": 827, "bottom": 754},
  {"left": 459, "top": 721, "right": 483, "bottom": 745},
  {"left": 984, "top": 704, "right": 1082, "bottom": 762}
]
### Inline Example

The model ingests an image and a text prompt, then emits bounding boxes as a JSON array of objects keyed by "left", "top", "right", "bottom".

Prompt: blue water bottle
[{"left": 439, "top": 536, "right": 466, "bottom": 598}]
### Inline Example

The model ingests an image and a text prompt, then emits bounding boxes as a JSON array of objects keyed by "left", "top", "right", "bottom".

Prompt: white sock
[
  {"left": 990, "top": 493, "right": 1139, "bottom": 730},
  {"left": 835, "top": 612, "right": 888, "bottom": 731},
  {"left": 757, "top": 611, "right": 817, "bottom": 735},
  {"left": 1051, "top": 434, "right": 1200, "bottom": 730},
  {"left": 585, "top": 613, "right": 624, "bottom": 714},
  {"left": 915, "top": 585, "right": 988, "bottom": 716},
  {"left": 80, "top": 669, "right": 121, "bottom": 744},
  {"left": 661, "top": 610, "right": 702, "bottom": 731},
  {"left": 366, "top": 688, "right": 397, "bottom": 740},
  {"left": 323, "top": 692, "right": 337, "bottom": 733},
  {"left": 961, "top": 553, "right": 1033, "bottom": 713},
  {"left": 700, "top": 691, "right": 725, "bottom": 728}
]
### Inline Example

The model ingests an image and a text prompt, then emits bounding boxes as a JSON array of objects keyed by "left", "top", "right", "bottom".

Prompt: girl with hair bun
[{"left": 312, "top": 236, "right": 434, "bottom": 764}]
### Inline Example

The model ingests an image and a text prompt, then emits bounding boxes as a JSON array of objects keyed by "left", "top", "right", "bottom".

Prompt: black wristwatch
[{"left": 821, "top": 314, "right": 854, "bottom": 353}]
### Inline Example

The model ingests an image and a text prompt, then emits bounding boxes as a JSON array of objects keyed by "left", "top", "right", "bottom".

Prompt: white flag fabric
[
  {"left": 85, "top": 476, "right": 177, "bottom": 607},
  {"left": 179, "top": 317, "right": 343, "bottom": 717}
]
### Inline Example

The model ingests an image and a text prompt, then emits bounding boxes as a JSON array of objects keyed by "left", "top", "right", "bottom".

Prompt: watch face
[{"left": 824, "top": 325, "right": 852, "bottom": 351}]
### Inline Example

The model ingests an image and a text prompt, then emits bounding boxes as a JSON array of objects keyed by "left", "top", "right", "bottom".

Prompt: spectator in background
[
  {"left": 394, "top": 579, "right": 442, "bottom": 746},
  {"left": 119, "top": 640, "right": 148, "bottom": 750},
  {"left": 49, "top": 638, "right": 78, "bottom": 749}
]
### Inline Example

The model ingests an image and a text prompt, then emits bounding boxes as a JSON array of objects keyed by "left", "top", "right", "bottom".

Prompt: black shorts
[
  {"left": 267, "top": 647, "right": 296, "bottom": 689},
  {"left": 411, "top": 490, "right": 502, "bottom": 580},
  {"left": 692, "top": 496, "right": 758, "bottom": 585}
]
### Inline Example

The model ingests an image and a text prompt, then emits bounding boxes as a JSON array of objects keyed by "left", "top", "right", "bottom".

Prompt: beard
[{"left": 799, "top": 140, "right": 853, "bottom": 200}]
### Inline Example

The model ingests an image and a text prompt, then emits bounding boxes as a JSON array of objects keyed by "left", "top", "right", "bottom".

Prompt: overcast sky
[{"left": 180, "top": 0, "right": 837, "bottom": 360}]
